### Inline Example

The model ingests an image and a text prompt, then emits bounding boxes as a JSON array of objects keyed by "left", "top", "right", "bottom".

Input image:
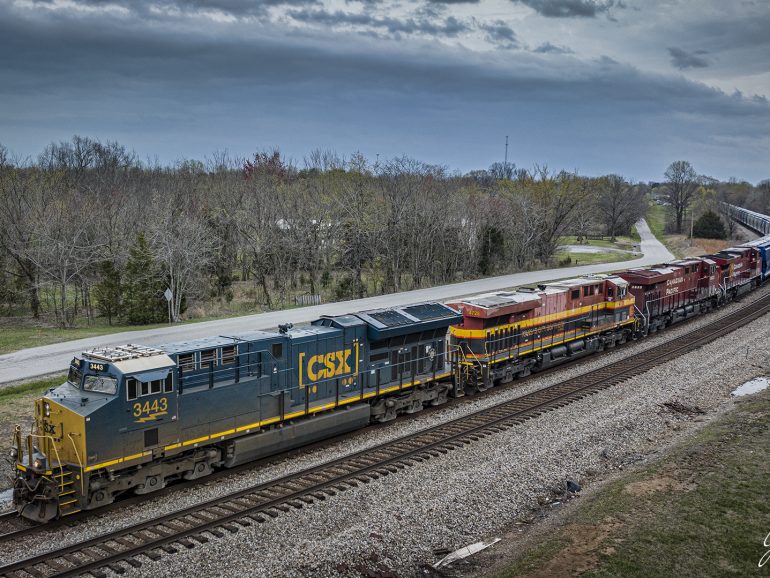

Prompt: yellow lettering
[
  {"left": 335, "top": 350, "right": 345, "bottom": 375},
  {"left": 325, "top": 352, "right": 336, "bottom": 376},
  {"left": 307, "top": 355, "right": 322, "bottom": 381},
  {"left": 133, "top": 403, "right": 142, "bottom": 417},
  {"left": 342, "top": 348, "right": 351, "bottom": 373},
  {"left": 305, "top": 348, "right": 355, "bottom": 384},
  {"left": 159, "top": 397, "right": 168, "bottom": 412},
  {"left": 151, "top": 399, "right": 159, "bottom": 412}
]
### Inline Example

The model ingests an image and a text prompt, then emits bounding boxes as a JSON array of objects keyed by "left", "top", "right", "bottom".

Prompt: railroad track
[{"left": 2, "top": 292, "right": 769, "bottom": 578}]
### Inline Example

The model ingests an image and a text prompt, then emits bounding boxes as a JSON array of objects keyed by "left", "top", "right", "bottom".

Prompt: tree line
[
  {"left": 0, "top": 136, "right": 712, "bottom": 328},
  {"left": 653, "top": 159, "right": 770, "bottom": 238}
]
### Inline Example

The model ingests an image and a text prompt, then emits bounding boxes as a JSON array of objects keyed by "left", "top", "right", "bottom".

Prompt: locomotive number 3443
[{"left": 132, "top": 397, "right": 168, "bottom": 419}]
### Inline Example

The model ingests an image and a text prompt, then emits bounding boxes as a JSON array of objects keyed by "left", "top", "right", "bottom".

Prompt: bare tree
[
  {"left": 664, "top": 160, "right": 699, "bottom": 233},
  {"left": 596, "top": 175, "right": 645, "bottom": 240},
  {"left": 148, "top": 189, "right": 219, "bottom": 322}
]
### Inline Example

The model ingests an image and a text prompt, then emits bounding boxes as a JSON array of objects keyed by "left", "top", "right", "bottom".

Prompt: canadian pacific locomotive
[{"left": 11, "top": 234, "right": 770, "bottom": 522}]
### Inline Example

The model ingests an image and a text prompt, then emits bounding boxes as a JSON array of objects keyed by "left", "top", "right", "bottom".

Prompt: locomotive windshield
[
  {"left": 67, "top": 364, "right": 82, "bottom": 388},
  {"left": 83, "top": 375, "right": 118, "bottom": 395}
]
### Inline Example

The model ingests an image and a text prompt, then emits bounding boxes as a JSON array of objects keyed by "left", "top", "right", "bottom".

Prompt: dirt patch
[
  {"left": 521, "top": 521, "right": 624, "bottom": 578},
  {"left": 623, "top": 475, "right": 695, "bottom": 497}
]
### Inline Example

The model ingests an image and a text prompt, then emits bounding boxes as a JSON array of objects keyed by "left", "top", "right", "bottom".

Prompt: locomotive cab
[{"left": 12, "top": 344, "right": 176, "bottom": 521}]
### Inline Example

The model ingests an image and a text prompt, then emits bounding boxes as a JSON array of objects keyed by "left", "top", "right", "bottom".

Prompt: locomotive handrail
[
  {"left": 67, "top": 432, "right": 85, "bottom": 495},
  {"left": 634, "top": 304, "right": 647, "bottom": 329},
  {"left": 25, "top": 433, "right": 66, "bottom": 493}
]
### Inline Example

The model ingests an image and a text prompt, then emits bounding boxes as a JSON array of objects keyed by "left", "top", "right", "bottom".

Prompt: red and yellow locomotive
[{"left": 448, "top": 275, "right": 636, "bottom": 393}]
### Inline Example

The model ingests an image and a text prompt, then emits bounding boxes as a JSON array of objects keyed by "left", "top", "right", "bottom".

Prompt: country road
[{"left": 0, "top": 219, "right": 672, "bottom": 385}]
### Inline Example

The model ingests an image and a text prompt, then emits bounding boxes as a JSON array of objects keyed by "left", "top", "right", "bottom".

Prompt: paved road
[{"left": 0, "top": 219, "right": 673, "bottom": 385}]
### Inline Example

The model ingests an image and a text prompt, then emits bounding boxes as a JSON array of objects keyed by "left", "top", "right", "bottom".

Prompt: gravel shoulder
[{"left": 1, "top": 286, "right": 768, "bottom": 577}]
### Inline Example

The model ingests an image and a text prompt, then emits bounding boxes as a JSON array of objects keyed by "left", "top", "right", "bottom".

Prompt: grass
[
  {"left": 0, "top": 317, "right": 232, "bottom": 355},
  {"left": 555, "top": 251, "right": 635, "bottom": 267},
  {"left": 558, "top": 236, "right": 637, "bottom": 251},
  {"left": 492, "top": 390, "right": 770, "bottom": 577},
  {"left": 645, "top": 203, "right": 669, "bottom": 243},
  {"left": 0, "top": 374, "right": 65, "bottom": 399}
]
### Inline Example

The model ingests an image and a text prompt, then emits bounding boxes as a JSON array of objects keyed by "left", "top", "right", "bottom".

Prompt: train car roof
[
  {"left": 159, "top": 335, "right": 245, "bottom": 355},
  {"left": 617, "top": 266, "right": 677, "bottom": 284},
  {"left": 348, "top": 301, "right": 462, "bottom": 340},
  {"left": 664, "top": 259, "right": 702, "bottom": 267},
  {"left": 741, "top": 235, "right": 770, "bottom": 248}
]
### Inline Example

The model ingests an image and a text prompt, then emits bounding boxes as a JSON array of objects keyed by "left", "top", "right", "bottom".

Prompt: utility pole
[{"left": 690, "top": 209, "right": 694, "bottom": 246}]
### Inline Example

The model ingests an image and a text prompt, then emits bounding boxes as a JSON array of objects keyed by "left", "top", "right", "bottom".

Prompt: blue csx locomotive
[{"left": 12, "top": 303, "right": 461, "bottom": 521}]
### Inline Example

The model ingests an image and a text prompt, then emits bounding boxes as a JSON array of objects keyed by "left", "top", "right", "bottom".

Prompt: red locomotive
[{"left": 449, "top": 244, "right": 763, "bottom": 394}]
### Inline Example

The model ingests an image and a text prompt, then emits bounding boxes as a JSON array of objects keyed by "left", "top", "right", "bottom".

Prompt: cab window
[
  {"left": 128, "top": 374, "right": 173, "bottom": 400},
  {"left": 83, "top": 375, "right": 117, "bottom": 395},
  {"left": 67, "top": 365, "right": 82, "bottom": 388}
]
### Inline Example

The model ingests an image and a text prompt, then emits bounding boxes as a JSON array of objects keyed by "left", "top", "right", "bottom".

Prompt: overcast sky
[{"left": 1, "top": 0, "right": 769, "bottom": 182}]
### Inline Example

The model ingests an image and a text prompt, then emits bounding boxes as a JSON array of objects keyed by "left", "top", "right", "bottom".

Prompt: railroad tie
[
  {"left": 143, "top": 550, "right": 162, "bottom": 561},
  {"left": 19, "top": 566, "right": 44, "bottom": 578},
  {"left": 42, "top": 558, "right": 69, "bottom": 572}
]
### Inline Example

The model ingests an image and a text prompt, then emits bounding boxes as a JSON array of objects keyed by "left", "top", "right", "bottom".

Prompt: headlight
[
  {"left": 43, "top": 402, "right": 50, "bottom": 417},
  {"left": 33, "top": 458, "right": 43, "bottom": 470},
  {"left": 9, "top": 448, "right": 18, "bottom": 460}
]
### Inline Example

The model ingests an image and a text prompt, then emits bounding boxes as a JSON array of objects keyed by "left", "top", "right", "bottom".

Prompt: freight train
[{"left": 11, "top": 234, "right": 770, "bottom": 522}]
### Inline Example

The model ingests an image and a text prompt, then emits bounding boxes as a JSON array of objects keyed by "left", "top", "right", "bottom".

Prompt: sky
[{"left": 1, "top": 0, "right": 769, "bottom": 182}]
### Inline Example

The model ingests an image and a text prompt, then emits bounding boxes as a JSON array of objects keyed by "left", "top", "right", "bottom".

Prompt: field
[
  {"left": 646, "top": 203, "right": 751, "bottom": 259},
  {"left": 489, "top": 390, "right": 770, "bottom": 577}
]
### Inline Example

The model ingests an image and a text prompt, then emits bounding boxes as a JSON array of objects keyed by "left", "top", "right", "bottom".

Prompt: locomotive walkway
[{"left": 0, "top": 219, "right": 672, "bottom": 385}]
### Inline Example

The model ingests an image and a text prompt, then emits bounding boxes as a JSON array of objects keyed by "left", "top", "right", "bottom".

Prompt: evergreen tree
[
  {"left": 478, "top": 225, "right": 505, "bottom": 275},
  {"left": 693, "top": 210, "right": 727, "bottom": 239},
  {"left": 122, "top": 233, "right": 167, "bottom": 324},
  {"left": 93, "top": 260, "right": 122, "bottom": 325}
]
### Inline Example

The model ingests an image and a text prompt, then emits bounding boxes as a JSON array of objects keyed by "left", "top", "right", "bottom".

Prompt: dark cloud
[
  {"left": 480, "top": 21, "right": 518, "bottom": 49},
  {"left": 668, "top": 47, "right": 709, "bottom": 70},
  {"left": 35, "top": 0, "right": 320, "bottom": 19},
  {"left": 516, "top": 0, "right": 617, "bottom": 18},
  {"left": 0, "top": 1, "right": 768, "bottom": 182},
  {"left": 532, "top": 42, "right": 574, "bottom": 54},
  {"left": 287, "top": 8, "right": 469, "bottom": 37}
]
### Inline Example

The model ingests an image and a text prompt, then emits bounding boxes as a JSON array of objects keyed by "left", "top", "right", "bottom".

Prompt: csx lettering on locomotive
[{"left": 300, "top": 346, "right": 358, "bottom": 387}]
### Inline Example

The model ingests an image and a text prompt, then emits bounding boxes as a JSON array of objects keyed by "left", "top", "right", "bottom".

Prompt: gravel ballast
[{"left": 2, "top": 289, "right": 769, "bottom": 576}]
